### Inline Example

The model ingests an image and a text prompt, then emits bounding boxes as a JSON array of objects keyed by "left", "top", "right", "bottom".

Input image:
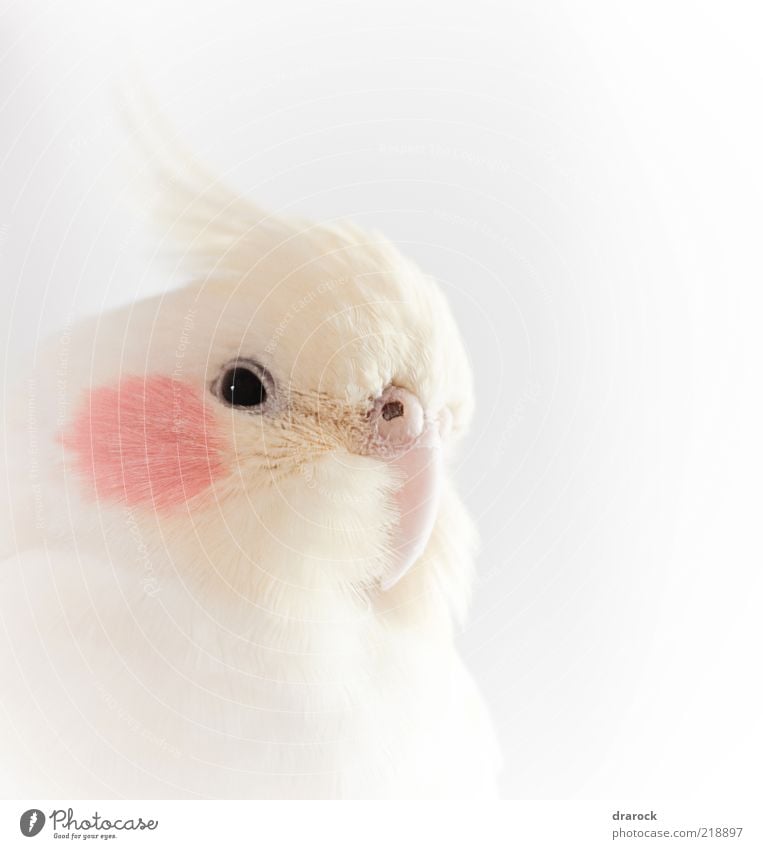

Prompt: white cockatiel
[{"left": 0, "top": 148, "right": 501, "bottom": 799}]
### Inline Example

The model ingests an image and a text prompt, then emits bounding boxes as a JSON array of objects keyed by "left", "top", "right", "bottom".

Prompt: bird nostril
[
  {"left": 381, "top": 400, "right": 405, "bottom": 421},
  {"left": 370, "top": 386, "right": 425, "bottom": 452}
]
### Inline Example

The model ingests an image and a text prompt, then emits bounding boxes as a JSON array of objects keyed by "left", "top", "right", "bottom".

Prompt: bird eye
[{"left": 215, "top": 361, "right": 272, "bottom": 409}]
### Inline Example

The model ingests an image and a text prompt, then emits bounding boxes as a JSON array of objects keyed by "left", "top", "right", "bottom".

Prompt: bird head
[{"left": 60, "top": 169, "right": 475, "bottom": 608}]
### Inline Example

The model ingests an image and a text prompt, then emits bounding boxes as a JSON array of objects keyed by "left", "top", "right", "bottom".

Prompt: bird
[{"left": 0, "top": 138, "right": 501, "bottom": 799}]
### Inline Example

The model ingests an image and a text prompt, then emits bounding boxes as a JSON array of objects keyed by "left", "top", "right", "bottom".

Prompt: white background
[{"left": 1, "top": 0, "right": 761, "bottom": 800}]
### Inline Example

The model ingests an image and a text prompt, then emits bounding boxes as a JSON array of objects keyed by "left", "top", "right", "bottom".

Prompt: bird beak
[
  {"left": 381, "top": 422, "right": 444, "bottom": 590},
  {"left": 365, "top": 387, "right": 451, "bottom": 590}
]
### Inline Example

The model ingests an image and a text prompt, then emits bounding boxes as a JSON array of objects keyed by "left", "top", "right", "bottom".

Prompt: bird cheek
[{"left": 62, "top": 375, "right": 228, "bottom": 512}]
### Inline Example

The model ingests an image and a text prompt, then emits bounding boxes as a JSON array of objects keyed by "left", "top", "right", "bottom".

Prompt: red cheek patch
[{"left": 63, "top": 375, "right": 227, "bottom": 511}]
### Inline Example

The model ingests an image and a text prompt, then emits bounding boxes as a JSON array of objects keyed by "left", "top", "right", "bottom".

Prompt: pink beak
[{"left": 368, "top": 387, "right": 447, "bottom": 590}]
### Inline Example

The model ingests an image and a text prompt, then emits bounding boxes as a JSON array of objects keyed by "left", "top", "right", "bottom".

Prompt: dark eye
[{"left": 217, "top": 363, "right": 270, "bottom": 408}]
